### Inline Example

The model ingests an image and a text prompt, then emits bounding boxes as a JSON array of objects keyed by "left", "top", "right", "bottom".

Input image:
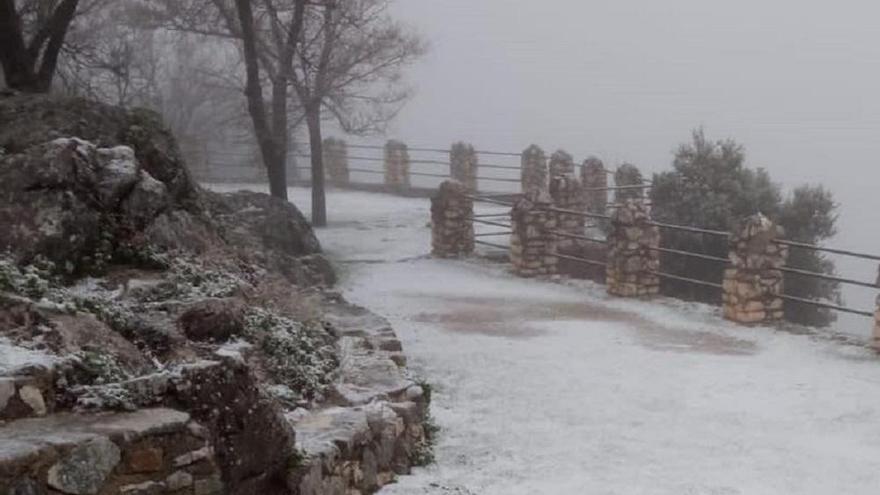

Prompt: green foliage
[
  {"left": 0, "top": 255, "right": 56, "bottom": 299},
  {"left": 650, "top": 129, "right": 839, "bottom": 326},
  {"left": 614, "top": 163, "right": 645, "bottom": 202},
  {"left": 242, "top": 308, "right": 338, "bottom": 400}
]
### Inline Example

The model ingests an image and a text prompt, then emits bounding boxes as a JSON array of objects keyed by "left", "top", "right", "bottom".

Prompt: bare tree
[
  {"left": 0, "top": 0, "right": 82, "bottom": 91},
  {"left": 293, "top": 0, "right": 426, "bottom": 226}
]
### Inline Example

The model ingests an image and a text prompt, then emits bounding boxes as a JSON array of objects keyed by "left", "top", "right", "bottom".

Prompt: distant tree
[
  {"left": 650, "top": 129, "right": 839, "bottom": 327},
  {"left": 0, "top": 0, "right": 82, "bottom": 92},
  {"left": 777, "top": 185, "right": 840, "bottom": 326}
]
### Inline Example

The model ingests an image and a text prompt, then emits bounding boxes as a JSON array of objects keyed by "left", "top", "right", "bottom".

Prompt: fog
[{"left": 386, "top": 0, "right": 880, "bottom": 334}]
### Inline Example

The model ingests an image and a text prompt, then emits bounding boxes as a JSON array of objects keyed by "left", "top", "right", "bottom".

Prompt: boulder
[{"left": 177, "top": 298, "right": 246, "bottom": 343}]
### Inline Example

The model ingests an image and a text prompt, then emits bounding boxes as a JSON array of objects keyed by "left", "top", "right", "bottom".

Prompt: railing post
[
  {"left": 520, "top": 145, "right": 547, "bottom": 194},
  {"left": 722, "top": 214, "right": 787, "bottom": 324},
  {"left": 614, "top": 163, "right": 645, "bottom": 203},
  {"left": 549, "top": 174, "right": 585, "bottom": 252},
  {"left": 510, "top": 192, "right": 557, "bottom": 277},
  {"left": 581, "top": 157, "right": 608, "bottom": 217},
  {"left": 384, "top": 140, "right": 410, "bottom": 190},
  {"left": 323, "top": 137, "right": 349, "bottom": 186},
  {"left": 431, "top": 181, "right": 474, "bottom": 258},
  {"left": 606, "top": 199, "right": 660, "bottom": 297},
  {"left": 549, "top": 150, "right": 575, "bottom": 179},
  {"left": 450, "top": 142, "right": 478, "bottom": 191}
]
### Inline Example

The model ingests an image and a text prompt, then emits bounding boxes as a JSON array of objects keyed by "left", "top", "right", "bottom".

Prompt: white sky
[
  {"left": 388, "top": 0, "right": 879, "bottom": 241},
  {"left": 385, "top": 0, "right": 880, "bottom": 316}
]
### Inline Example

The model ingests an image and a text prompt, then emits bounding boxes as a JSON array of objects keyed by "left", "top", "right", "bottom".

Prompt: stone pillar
[
  {"left": 606, "top": 199, "right": 660, "bottom": 297},
  {"left": 722, "top": 214, "right": 787, "bottom": 324},
  {"left": 549, "top": 150, "right": 575, "bottom": 178},
  {"left": 323, "top": 137, "right": 349, "bottom": 186},
  {"left": 510, "top": 192, "right": 557, "bottom": 277},
  {"left": 431, "top": 181, "right": 474, "bottom": 258},
  {"left": 549, "top": 174, "right": 585, "bottom": 251},
  {"left": 580, "top": 157, "right": 608, "bottom": 216},
  {"left": 520, "top": 145, "right": 547, "bottom": 194},
  {"left": 614, "top": 163, "right": 645, "bottom": 203},
  {"left": 384, "top": 140, "right": 410, "bottom": 189},
  {"left": 449, "top": 142, "right": 478, "bottom": 191}
]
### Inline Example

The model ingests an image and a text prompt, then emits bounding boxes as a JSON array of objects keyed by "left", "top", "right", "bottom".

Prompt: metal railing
[{"left": 463, "top": 192, "right": 880, "bottom": 321}]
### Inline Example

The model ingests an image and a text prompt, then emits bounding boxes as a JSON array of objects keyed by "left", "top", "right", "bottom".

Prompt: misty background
[{"left": 379, "top": 0, "right": 879, "bottom": 337}]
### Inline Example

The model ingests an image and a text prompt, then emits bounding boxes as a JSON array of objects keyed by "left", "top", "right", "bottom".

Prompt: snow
[
  {"left": 0, "top": 338, "right": 58, "bottom": 376},
  {"left": 211, "top": 185, "right": 880, "bottom": 494}
]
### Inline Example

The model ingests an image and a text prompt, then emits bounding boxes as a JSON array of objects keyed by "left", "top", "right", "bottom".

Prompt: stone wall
[
  {"left": 606, "top": 199, "right": 660, "bottom": 297},
  {"left": 449, "top": 142, "right": 478, "bottom": 191},
  {"left": 520, "top": 145, "right": 547, "bottom": 194},
  {"left": 722, "top": 214, "right": 787, "bottom": 324},
  {"left": 549, "top": 174, "right": 585, "bottom": 251},
  {"left": 510, "top": 192, "right": 557, "bottom": 277},
  {"left": 613, "top": 163, "right": 645, "bottom": 203},
  {"left": 323, "top": 137, "right": 349, "bottom": 186},
  {"left": 549, "top": 150, "right": 575, "bottom": 178},
  {"left": 581, "top": 157, "right": 608, "bottom": 216},
  {"left": 431, "top": 181, "right": 474, "bottom": 258},
  {"left": 384, "top": 140, "right": 410, "bottom": 190},
  {"left": 0, "top": 409, "right": 224, "bottom": 495}
]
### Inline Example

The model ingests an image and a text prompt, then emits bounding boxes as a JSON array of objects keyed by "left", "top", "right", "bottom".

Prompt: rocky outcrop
[
  {"left": 204, "top": 190, "right": 334, "bottom": 286},
  {"left": 0, "top": 94, "right": 429, "bottom": 494},
  {"left": 0, "top": 92, "right": 330, "bottom": 288}
]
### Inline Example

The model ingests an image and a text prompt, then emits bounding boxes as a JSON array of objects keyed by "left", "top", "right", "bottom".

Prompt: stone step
[
  {"left": 287, "top": 400, "right": 427, "bottom": 495},
  {"left": 0, "top": 408, "right": 223, "bottom": 495}
]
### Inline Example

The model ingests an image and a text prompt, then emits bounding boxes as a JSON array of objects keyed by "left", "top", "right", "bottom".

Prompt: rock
[
  {"left": 17, "top": 385, "right": 46, "bottom": 416},
  {"left": 126, "top": 446, "right": 164, "bottom": 473},
  {"left": 46, "top": 436, "right": 121, "bottom": 495},
  {"left": 177, "top": 298, "right": 246, "bottom": 343},
  {"left": 194, "top": 474, "right": 224, "bottom": 495},
  {"left": 165, "top": 471, "right": 193, "bottom": 491},
  {"left": 170, "top": 358, "right": 296, "bottom": 494},
  {"left": 204, "top": 190, "right": 335, "bottom": 286},
  {"left": 0, "top": 378, "right": 14, "bottom": 411}
]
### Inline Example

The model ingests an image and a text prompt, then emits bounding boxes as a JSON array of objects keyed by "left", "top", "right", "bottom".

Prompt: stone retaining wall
[
  {"left": 510, "top": 192, "right": 557, "bottom": 277},
  {"left": 722, "top": 214, "right": 787, "bottom": 324},
  {"left": 520, "top": 145, "right": 547, "bottom": 194},
  {"left": 431, "top": 181, "right": 474, "bottom": 258},
  {"left": 384, "top": 140, "right": 410, "bottom": 190},
  {"left": 0, "top": 408, "right": 223, "bottom": 495},
  {"left": 449, "top": 142, "right": 478, "bottom": 191},
  {"left": 606, "top": 199, "right": 660, "bottom": 297},
  {"left": 323, "top": 138, "right": 349, "bottom": 186}
]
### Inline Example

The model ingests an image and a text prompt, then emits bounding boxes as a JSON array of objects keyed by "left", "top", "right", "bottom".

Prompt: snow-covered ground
[{"left": 212, "top": 185, "right": 880, "bottom": 494}]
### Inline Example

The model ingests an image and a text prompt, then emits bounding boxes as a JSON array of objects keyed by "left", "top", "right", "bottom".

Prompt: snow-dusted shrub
[
  {"left": 138, "top": 257, "right": 247, "bottom": 302},
  {"left": 0, "top": 254, "right": 56, "bottom": 299},
  {"left": 242, "top": 308, "right": 337, "bottom": 400}
]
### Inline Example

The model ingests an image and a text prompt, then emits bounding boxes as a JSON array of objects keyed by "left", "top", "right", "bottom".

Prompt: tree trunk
[
  {"left": 306, "top": 103, "right": 327, "bottom": 227},
  {"left": 268, "top": 77, "right": 289, "bottom": 200},
  {"left": 0, "top": 0, "right": 37, "bottom": 90},
  {"left": 234, "top": 0, "right": 287, "bottom": 201},
  {"left": 0, "top": 0, "right": 79, "bottom": 92}
]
